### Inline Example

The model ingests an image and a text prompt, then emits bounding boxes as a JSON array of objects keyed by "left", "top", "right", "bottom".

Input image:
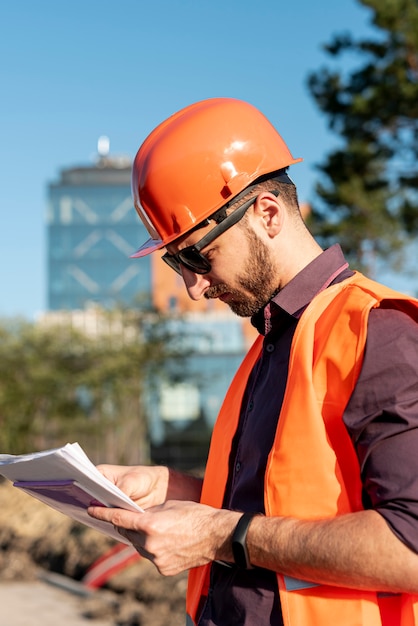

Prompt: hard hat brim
[{"left": 130, "top": 236, "right": 165, "bottom": 258}]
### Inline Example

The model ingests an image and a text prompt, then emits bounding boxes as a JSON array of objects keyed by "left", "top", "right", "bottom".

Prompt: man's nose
[{"left": 180, "top": 266, "right": 211, "bottom": 300}]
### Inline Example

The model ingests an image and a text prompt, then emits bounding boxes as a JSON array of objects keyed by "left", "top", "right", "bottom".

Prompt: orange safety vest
[{"left": 186, "top": 273, "right": 418, "bottom": 626}]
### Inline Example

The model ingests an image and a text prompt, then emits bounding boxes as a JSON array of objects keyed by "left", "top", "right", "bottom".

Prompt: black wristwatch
[{"left": 231, "top": 512, "right": 255, "bottom": 569}]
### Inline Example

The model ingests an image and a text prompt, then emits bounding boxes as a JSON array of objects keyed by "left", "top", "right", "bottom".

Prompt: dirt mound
[{"left": 0, "top": 479, "right": 187, "bottom": 625}]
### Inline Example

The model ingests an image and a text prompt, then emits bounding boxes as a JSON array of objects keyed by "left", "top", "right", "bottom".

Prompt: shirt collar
[{"left": 251, "top": 244, "right": 351, "bottom": 335}]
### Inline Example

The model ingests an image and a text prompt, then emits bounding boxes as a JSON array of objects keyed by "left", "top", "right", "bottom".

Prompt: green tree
[
  {"left": 0, "top": 309, "right": 182, "bottom": 463},
  {"left": 307, "top": 0, "right": 418, "bottom": 272}
]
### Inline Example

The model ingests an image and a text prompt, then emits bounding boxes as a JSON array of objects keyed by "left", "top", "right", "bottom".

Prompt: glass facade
[
  {"left": 146, "top": 313, "right": 247, "bottom": 444},
  {"left": 45, "top": 155, "right": 253, "bottom": 468},
  {"left": 47, "top": 160, "right": 151, "bottom": 310}
]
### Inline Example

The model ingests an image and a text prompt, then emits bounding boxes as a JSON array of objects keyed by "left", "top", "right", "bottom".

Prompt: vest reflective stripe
[
  {"left": 283, "top": 576, "right": 319, "bottom": 591},
  {"left": 186, "top": 273, "right": 418, "bottom": 626}
]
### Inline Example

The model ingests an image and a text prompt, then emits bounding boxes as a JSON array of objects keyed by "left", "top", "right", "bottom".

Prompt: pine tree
[{"left": 307, "top": 0, "right": 418, "bottom": 272}]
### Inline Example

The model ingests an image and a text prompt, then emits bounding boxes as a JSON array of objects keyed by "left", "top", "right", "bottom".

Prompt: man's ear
[{"left": 252, "top": 192, "right": 284, "bottom": 238}]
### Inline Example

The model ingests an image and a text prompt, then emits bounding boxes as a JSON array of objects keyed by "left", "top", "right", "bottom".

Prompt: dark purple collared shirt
[{"left": 198, "top": 245, "right": 418, "bottom": 626}]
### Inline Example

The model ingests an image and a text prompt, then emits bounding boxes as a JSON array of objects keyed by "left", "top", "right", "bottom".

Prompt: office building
[
  {"left": 45, "top": 143, "right": 254, "bottom": 467},
  {"left": 47, "top": 140, "right": 151, "bottom": 311}
]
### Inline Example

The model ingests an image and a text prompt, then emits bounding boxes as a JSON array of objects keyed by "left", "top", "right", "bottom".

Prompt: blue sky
[{"left": 0, "top": 0, "right": 377, "bottom": 319}]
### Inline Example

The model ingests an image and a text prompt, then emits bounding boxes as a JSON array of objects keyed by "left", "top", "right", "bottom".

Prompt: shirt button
[
  {"left": 236, "top": 461, "right": 241, "bottom": 472},
  {"left": 266, "top": 343, "right": 275, "bottom": 353},
  {"left": 248, "top": 400, "right": 254, "bottom": 411}
]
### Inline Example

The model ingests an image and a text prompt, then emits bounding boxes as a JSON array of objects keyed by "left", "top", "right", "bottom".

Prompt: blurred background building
[
  {"left": 47, "top": 137, "right": 151, "bottom": 311},
  {"left": 45, "top": 140, "right": 257, "bottom": 468}
]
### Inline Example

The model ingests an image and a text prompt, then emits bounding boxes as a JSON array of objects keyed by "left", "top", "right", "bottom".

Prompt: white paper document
[{"left": 0, "top": 442, "right": 143, "bottom": 543}]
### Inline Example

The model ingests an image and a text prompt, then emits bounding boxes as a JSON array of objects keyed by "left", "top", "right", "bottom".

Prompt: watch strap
[{"left": 231, "top": 512, "right": 255, "bottom": 569}]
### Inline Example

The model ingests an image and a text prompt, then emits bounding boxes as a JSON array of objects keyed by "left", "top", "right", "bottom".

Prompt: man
[{"left": 89, "top": 98, "right": 418, "bottom": 625}]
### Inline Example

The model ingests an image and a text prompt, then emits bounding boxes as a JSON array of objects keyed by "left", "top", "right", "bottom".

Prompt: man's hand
[
  {"left": 96, "top": 464, "right": 203, "bottom": 510},
  {"left": 88, "top": 496, "right": 418, "bottom": 591},
  {"left": 88, "top": 500, "right": 240, "bottom": 576}
]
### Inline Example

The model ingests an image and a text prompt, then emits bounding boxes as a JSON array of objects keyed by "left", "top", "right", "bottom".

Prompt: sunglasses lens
[
  {"left": 162, "top": 254, "right": 181, "bottom": 274},
  {"left": 179, "top": 249, "right": 211, "bottom": 274},
  {"left": 162, "top": 250, "right": 210, "bottom": 274}
]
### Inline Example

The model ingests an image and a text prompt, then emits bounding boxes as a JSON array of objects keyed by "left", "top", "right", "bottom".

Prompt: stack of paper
[{"left": 0, "top": 442, "right": 143, "bottom": 543}]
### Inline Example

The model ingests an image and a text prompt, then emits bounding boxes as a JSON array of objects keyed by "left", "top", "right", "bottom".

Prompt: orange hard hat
[{"left": 131, "top": 97, "right": 302, "bottom": 257}]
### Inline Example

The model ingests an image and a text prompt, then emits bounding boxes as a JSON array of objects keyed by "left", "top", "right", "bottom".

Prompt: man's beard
[{"left": 204, "top": 228, "right": 278, "bottom": 317}]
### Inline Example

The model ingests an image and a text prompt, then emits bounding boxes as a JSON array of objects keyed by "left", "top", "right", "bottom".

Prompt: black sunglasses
[{"left": 162, "top": 191, "right": 279, "bottom": 275}]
